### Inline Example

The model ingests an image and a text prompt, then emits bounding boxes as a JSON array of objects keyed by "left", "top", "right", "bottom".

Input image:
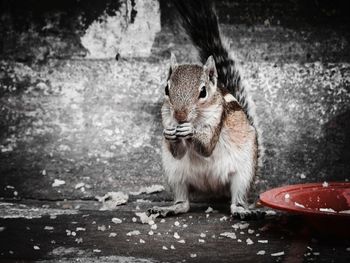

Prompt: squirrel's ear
[
  {"left": 170, "top": 53, "right": 178, "bottom": 70},
  {"left": 204, "top": 55, "right": 218, "bottom": 83}
]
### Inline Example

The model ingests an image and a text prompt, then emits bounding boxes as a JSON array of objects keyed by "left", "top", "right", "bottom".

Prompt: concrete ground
[{"left": 0, "top": 0, "right": 349, "bottom": 262}]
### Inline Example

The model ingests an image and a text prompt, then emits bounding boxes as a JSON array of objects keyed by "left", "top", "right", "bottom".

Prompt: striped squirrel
[{"left": 148, "top": 0, "right": 263, "bottom": 219}]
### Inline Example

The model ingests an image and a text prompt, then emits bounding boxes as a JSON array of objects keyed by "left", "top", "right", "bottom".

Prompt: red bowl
[{"left": 260, "top": 182, "right": 350, "bottom": 237}]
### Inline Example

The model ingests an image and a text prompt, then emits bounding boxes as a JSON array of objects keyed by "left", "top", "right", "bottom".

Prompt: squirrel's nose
[{"left": 174, "top": 110, "right": 188, "bottom": 123}]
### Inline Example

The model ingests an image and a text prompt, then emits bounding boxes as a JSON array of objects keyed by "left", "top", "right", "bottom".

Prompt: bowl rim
[{"left": 259, "top": 182, "right": 350, "bottom": 218}]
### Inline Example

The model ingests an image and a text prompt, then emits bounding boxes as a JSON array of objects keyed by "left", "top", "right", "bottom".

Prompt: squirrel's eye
[
  {"left": 165, "top": 85, "right": 169, "bottom": 96},
  {"left": 199, "top": 86, "right": 207, "bottom": 99}
]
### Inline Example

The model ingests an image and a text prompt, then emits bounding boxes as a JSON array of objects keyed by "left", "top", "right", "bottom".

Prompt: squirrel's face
[{"left": 163, "top": 55, "right": 218, "bottom": 124}]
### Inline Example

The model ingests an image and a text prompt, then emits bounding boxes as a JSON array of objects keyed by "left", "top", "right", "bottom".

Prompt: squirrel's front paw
[
  {"left": 163, "top": 127, "right": 177, "bottom": 141},
  {"left": 176, "top": 123, "right": 195, "bottom": 139}
]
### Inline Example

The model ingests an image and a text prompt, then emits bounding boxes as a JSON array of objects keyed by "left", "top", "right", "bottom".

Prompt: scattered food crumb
[
  {"left": 178, "top": 239, "right": 186, "bottom": 243},
  {"left": 248, "top": 229, "right": 255, "bottom": 234},
  {"left": 44, "top": 226, "right": 54, "bottom": 230},
  {"left": 265, "top": 210, "right": 277, "bottom": 216},
  {"left": 98, "top": 225, "right": 106, "bottom": 231},
  {"left": 174, "top": 232, "right": 180, "bottom": 239},
  {"left": 139, "top": 239, "right": 145, "bottom": 244},
  {"left": 76, "top": 227, "right": 86, "bottom": 231},
  {"left": 75, "top": 182, "right": 85, "bottom": 189},
  {"left": 160, "top": 219, "right": 166, "bottom": 223},
  {"left": 205, "top": 207, "right": 213, "bottom": 213},
  {"left": 190, "top": 253, "right": 197, "bottom": 258},
  {"left": 33, "top": 246, "right": 40, "bottom": 250},
  {"left": 132, "top": 217, "right": 137, "bottom": 223},
  {"left": 198, "top": 239, "right": 205, "bottom": 243},
  {"left": 148, "top": 230, "right": 154, "bottom": 236},
  {"left": 220, "top": 216, "right": 228, "bottom": 221},
  {"left": 257, "top": 250, "right": 266, "bottom": 255},
  {"left": 237, "top": 239, "right": 242, "bottom": 242},
  {"left": 220, "top": 232, "right": 236, "bottom": 239},
  {"left": 300, "top": 173, "right": 306, "bottom": 179},
  {"left": 322, "top": 181, "right": 329, "bottom": 187},
  {"left": 271, "top": 251, "right": 285, "bottom": 257},
  {"left": 246, "top": 238, "right": 254, "bottom": 245},
  {"left": 174, "top": 221, "right": 180, "bottom": 226},
  {"left": 135, "top": 212, "right": 158, "bottom": 224},
  {"left": 162, "top": 246, "right": 168, "bottom": 250},
  {"left": 109, "top": 232, "right": 117, "bottom": 237},
  {"left": 95, "top": 192, "right": 128, "bottom": 210},
  {"left": 200, "top": 233, "right": 206, "bottom": 238},
  {"left": 126, "top": 230, "right": 141, "bottom": 236},
  {"left": 93, "top": 249, "right": 101, "bottom": 253},
  {"left": 151, "top": 224, "right": 157, "bottom": 230},
  {"left": 112, "top": 218, "right": 122, "bottom": 224},
  {"left": 232, "top": 223, "right": 249, "bottom": 230},
  {"left": 258, "top": 240, "right": 268, "bottom": 243},
  {"left": 52, "top": 179, "right": 65, "bottom": 187},
  {"left": 75, "top": 238, "right": 83, "bottom": 244},
  {"left": 183, "top": 224, "right": 188, "bottom": 228},
  {"left": 170, "top": 245, "right": 175, "bottom": 250}
]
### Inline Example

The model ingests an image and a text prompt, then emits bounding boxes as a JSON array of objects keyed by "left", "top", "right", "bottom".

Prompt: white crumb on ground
[
  {"left": 130, "top": 184, "right": 165, "bottom": 195},
  {"left": 109, "top": 232, "right": 117, "bottom": 237},
  {"left": 322, "top": 181, "right": 329, "bottom": 187},
  {"left": 170, "top": 245, "right": 175, "bottom": 250},
  {"left": 220, "top": 232, "right": 236, "bottom": 239},
  {"left": 173, "top": 232, "right": 180, "bottom": 239},
  {"left": 257, "top": 250, "right": 266, "bottom": 255},
  {"left": 248, "top": 229, "right": 255, "bottom": 234},
  {"left": 198, "top": 239, "right": 205, "bottom": 243},
  {"left": 300, "top": 173, "right": 306, "bottom": 179},
  {"left": 112, "top": 218, "right": 122, "bottom": 224},
  {"left": 75, "top": 182, "right": 85, "bottom": 189},
  {"left": 232, "top": 223, "right": 249, "bottom": 230},
  {"left": 183, "top": 224, "right": 188, "bottom": 228},
  {"left": 200, "top": 233, "right": 206, "bottom": 238},
  {"left": 220, "top": 216, "right": 228, "bottom": 221},
  {"left": 271, "top": 251, "right": 285, "bottom": 257},
  {"left": 151, "top": 224, "right": 157, "bottom": 230},
  {"left": 97, "top": 225, "right": 106, "bottom": 231},
  {"left": 160, "top": 219, "right": 165, "bottom": 223},
  {"left": 266, "top": 210, "right": 277, "bottom": 216},
  {"left": 33, "top": 246, "right": 40, "bottom": 250},
  {"left": 178, "top": 239, "right": 186, "bottom": 243},
  {"left": 76, "top": 227, "right": 86, "bottom": 231},
  {"left": 162, "top": 246, "right": 168, "bottom": 250},
  {"left": 148, "top": 230, "right": 154, "bottom": 235},
  {"left": 93, "top": 249, "right": 101, "bottom": 253},
  {"left": 132, "top": 217, "right": 137, "bottom": 223},
  {"left": 205, "top": 207, "right": 214, "bottom": 213},
  {"left": 139, "top": 239, "right": 145, "bottom": 244},
  {"left": 75, "top": 238, "right": 83, "bottom": 244},
  {"left": 246, "top": 238, "right": 254, "bottom": 245},
  {"left": 135, "top": 212, "right": 158, "bottom": 224},
  {"left": 52, "top": 179, "right": 65, "bottom": 187},
  {"left": 190, "top": 254, "right": 197, "bottom": 258},
  {"left": 126, "top": 230, "right": 141, "bottom": 236},
  {"left": 258, "top": 240, "right": 268, "bottom": 243},
  {"left": 44, "top": 226, "right": 54, "bottom": 230},
  {"left": 174, "top": 221, "right": 180, "bottom": 226},
  {"left": 95, "top": 192, "right": 128, "bottom": 210}
]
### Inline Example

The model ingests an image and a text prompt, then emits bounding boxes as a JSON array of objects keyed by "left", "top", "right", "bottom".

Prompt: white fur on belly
[{"left": 162, "top": 127, "right": 255, "bottom": 199}]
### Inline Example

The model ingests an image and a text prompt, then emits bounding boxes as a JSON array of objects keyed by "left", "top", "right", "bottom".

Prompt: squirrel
[{"left": 148, "top": 0, "right": 263, "bottom": 219}]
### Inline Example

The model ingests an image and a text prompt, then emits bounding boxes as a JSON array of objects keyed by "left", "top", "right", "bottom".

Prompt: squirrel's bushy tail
[{"left": 174, "top": 0, "right": 253, "bottom": 124}]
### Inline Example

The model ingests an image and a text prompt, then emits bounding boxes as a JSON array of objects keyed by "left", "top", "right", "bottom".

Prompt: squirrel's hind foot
[{"left": 230, "top": 204, "right": 266, "bottom": 220}]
